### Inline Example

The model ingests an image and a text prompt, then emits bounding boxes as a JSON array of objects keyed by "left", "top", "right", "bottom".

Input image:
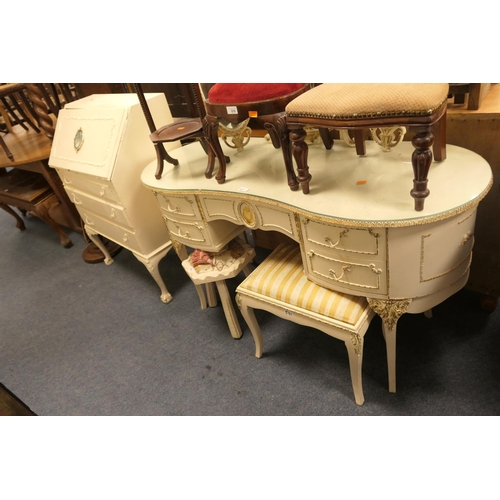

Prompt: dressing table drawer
[
  {"left": 155, "top": 192, "right": 201, "bottom": 221},
  {"left": 304, "top": 248, "right": 388, "bottom": 295}
]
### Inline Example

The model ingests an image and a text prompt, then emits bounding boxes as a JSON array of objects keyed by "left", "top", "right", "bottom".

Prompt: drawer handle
[
  {"left": 71, "top": 194, "right": 82, "bottom": 205},
  {"left": 460, "top": 231, "right": 473, "bottom": 246},
  {"left": 123, "top": 234, "right": 128, "bottom": 242},
  {"left": 84, "top": 214, "right": 94, "bottom": 226},
  {"left": 100, "top": 188, "right": 106, "bottom": 197},
  {"left": 176, "top": 227, "right": 190, "bottom": 238},
  {"left": 166, "top": 201, "right": 180, "bottom": 213},
  {"left": 329, "top": 265, "right": 351, "bottom": 281},
  {"left": 64, "top": 177, "right": 72, "bottom": 185},
  {"left": 110, "top": 209, "right": 116, "bottom": 219},
  {"left": 325, "top": 229, "right": 349, "bottom": 248}
]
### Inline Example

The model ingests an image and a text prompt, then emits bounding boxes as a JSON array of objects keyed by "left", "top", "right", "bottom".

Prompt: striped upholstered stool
[
  {"left": 286, "top": 83, "right": 449, "bottom": 211},
  {"left": 235, "top": 242, "right": 375, "bottom": 405}
]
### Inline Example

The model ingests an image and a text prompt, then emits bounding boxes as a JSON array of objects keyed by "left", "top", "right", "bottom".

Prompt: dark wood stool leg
[
  {"left": 432, "top": 112, "right": 447, "bottom": 162},
  {"left": 353, "top": 129, "right": 367, "bottom": 156},
  {"left": 290, "top": 126, "right": 311, "bottom": 194},
  {"left": 318, "top": 127, "right": 334, "bottom": 150},
  {"left": 411, "top": 128, "right": 434, "bottom": 211},
  {"left": 203, "top": 115, "right": 227, "bottom": 184},
  {"left": 262, "top": 113, "right": 299, "bottom": 191},
  {"left": 154, "top": 142, "right": 179, "bottom": 180}
]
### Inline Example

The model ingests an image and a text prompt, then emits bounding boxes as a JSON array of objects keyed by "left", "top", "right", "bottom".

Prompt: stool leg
[
  {"left": 205, "top": 282, "right": 218, "bottom": 308},
  {"left": 411, "top": 128, "right": 434, "bottom": 211},
  {"left": 215, "top": 280, "right": 242, "bottom": 339},
  {"left": 203, "top": 114, "right": 227, "bottom": 184},
  {"left": 290, "top": 126, "right": 312, "bottom": 194},
  {"left": 237, "top": 296, "right": 263, "bottom": 358},
  {"left": 345, "top": 336, "right": 365, "bottom": 406}
]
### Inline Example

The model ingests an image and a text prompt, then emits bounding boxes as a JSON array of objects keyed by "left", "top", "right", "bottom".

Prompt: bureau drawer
[
  {"left": 304, "top": 248, "right": 388, "bottom": 295},
  {"left": 58, "top": 169, "right": 121, "bottom": 204},
  {"left": 301, "top": 217, "right": 385, "bottom": 258},
  {"left": 66, "top": 187, "right": 131, "bottom": 228},
  {"left": 155, "top": 192, "right": 201, "bottom": 221},
  {"left": 80, "top": 208, "right": 141, "bottom": 253}
]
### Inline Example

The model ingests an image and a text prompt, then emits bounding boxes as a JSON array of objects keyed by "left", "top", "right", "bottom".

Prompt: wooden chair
[
  {"left": 236, "top": 242, "right": 375, "bottom": 405},
  {"left": 133, "top": 83, "right": 227, "bottom": 181},
  {"left": 0, "top": 83, "right": 83, "bottom": 247},
  {"left": 203, "top": 83, "right": 334, "bottom": 190},
  {"left": 285, "top": 83, "right": 449, "bottom": 211}
]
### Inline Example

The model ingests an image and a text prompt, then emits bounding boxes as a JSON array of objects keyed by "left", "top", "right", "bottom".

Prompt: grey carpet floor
[{"left": 1, "top": 209, "right": 500, "bottom": 416}]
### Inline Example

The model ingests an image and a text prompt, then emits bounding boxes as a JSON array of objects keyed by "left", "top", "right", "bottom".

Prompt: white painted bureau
[
  {"left": 141, "top": 137, "right": 493, "bottom": 390},
  {"left": 49, "top": 93, "right": 180, "bottom": 303}
]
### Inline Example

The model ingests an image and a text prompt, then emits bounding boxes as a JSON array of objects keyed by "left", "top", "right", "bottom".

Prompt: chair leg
[
  {"left": 289, "top": 126, "right": 312, "bottom": 194},
  {"left": 154, "top": 142, "right": 179, "bottom": 180},
  {"left": 353, "top": 129, "right": 367, "bottom": 156},
  {"left": 0, "top": 203, "right": 26, "bottom": 230},
  {"left": 411, "top": 127, "right": 434, "bottom": 211},
  {"left": 203, "top": 114, "right": 227, "bottom": 184}
]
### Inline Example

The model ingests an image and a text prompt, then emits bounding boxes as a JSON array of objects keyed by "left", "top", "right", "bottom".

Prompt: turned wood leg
[
  {"left": 36, "top": 200, "right": 73, "bottom": 248},
  {"left": 411, "top": 128, "right": 434, "bottom": 211},
  {"left": 290, "top": 126, "right": 312, "bottom": 194},
  {"left": 214, "top": 280, "right": 242, "bottom": 339},
  {"left": 236, "top": 295, "right": 263, "bottom": 358},
  {"left": 263, "top": 113, "right": 299, "bottom": 191},
  {"left": 0, "top": 203, "right": 26, "bottom": 230},
  {"left": 133, "top": 243, "right": 173, "bottom": 304},
  {"left": 345, "top": 334, "right": 364, "bottom": 406},
  {"left": 203, "top": 115, "right": 227, "bottom": 184},
  {"left": 85, "top": 227, "right": 114, "bottom": 265}
]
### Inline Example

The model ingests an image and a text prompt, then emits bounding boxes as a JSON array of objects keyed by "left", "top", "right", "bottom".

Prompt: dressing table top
[{"left": 141, "top": 138, "right": 492, "bottom": 227}]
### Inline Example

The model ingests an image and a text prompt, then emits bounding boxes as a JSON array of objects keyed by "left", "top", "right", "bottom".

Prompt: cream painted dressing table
[
  {"left": 49, "top": 93, "right": 180, "bottom": 303},
  {"left": 141, "top": 137, "right": 492, "bottom": 391}
]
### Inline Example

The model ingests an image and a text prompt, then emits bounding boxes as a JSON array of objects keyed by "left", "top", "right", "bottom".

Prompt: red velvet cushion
[{"left": 208, "top": 83, "right": 306, "bottom": 104}]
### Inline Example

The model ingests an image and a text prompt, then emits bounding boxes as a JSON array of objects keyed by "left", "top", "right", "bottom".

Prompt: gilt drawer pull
[
  {"left": 123, "top": 234, "right": 128, "bottom": 242},
  {"left": 84, "top": 214, "right": 94, "bottom": 226},
  {"left": 99, "top": 188, "right": 106, "bottom": 197},
  {"left": 329, "top": 265, "right": 351, "bottom": 281},
  {"left": 71, "top": 194, "right": 82, "bottom": 205},
  {"left": 110, "top": 209, "right": 116, "bottom": 219},
  {"left": 325, "top": 229, "right": 349, "bottom": 248},
  {"left": 166, "top": 201, "right": 180, "bottom": 213}
]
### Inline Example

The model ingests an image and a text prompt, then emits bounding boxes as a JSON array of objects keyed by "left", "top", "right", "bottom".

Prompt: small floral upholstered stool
[
  {"left": 235, "top": 242, "right": 375, "bottom": 405},
  {"left": 286, "top": 83, "right": 449, "bottom": 211},
  {"left": 182, "top": 237, "right": 256, "bottom": 339}
]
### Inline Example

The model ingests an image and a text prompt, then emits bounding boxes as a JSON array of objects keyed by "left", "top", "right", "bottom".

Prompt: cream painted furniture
[
  {"left": 141, "top": 137, "right": 492, "bottom": 392},
  {"left": 182, "top": 237, "right": 255, "bottom": 339},
  {"left": 236, "top": 242, "right": 375, "bottom": 405},
  {"left": 49, "top": 93, "right": 180, "bottom": 303}
]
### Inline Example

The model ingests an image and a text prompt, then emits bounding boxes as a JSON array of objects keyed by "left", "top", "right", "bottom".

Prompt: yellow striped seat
[{"left": 236, "top": 243, "right": 375, "bottom": 405}]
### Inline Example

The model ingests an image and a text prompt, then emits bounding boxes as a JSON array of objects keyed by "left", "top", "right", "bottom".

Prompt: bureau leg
[
  {"left": 133, "top": 244, "right": 174, "bottom": 304},
  {"left": 215, "top": 280, "right": 242, "bottom": 339},
  {"left": 85, "top": 227, "right": 114, "bottom": 265}
]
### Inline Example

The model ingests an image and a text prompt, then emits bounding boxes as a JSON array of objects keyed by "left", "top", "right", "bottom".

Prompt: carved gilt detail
[{"left": 367, "top": 298, "right": 412, "bottom": 331}]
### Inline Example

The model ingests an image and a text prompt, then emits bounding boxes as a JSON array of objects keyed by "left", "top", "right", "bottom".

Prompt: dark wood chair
[
  {"left": 133, "top": 83, "right": 227, "bottom": 181},
  {"left": 202, "top": 83, "right": 334, "bottom": 190},
  {"left": 285, "top": 83, "right": 449, "bottom": 211},
  {"left": 0, "top": 83, "right": 83, "bottom": 247}
]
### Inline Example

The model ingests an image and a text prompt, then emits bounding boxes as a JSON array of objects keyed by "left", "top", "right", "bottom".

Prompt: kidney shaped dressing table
[{"left": 141, "top": 137, "right": 492, "bottom": 392}]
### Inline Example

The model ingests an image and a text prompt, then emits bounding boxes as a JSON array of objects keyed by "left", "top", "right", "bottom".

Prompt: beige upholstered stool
[
  {"left": 182, "top": 238, "right": 255, "bottom": 339},
  {"left": 236, "top": 242, "right": 375, "bottom": 405},
  {"left": 286, "top": 83, "right": 449, "bottom": 211}
]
